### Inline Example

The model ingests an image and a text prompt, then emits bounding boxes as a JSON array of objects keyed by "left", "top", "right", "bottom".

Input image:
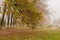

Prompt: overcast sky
[
  {"left": 48, "top": 0, "right": 60, "bottom": 19},
  {"left": 47, "top": 0, "right": 60, "bottom": 24}
]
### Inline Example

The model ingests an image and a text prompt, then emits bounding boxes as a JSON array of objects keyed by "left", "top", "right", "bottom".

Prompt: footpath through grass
[{"left": 0, "top": 27, "right": 60, "bottom": 40}]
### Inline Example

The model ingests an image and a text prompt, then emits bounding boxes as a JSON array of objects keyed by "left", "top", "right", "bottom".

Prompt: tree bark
[
  {"left": 11, "top": 13, "right": 13, "bottom": 25},
  {"left": 1, "top": 13, "right": 5, "bottom": 25},
  {"left": 7, "top": 13, "right": 10, "bottom": 28},
  {"left": 1, "top": 3, "right": 6, "bottom": 25}
]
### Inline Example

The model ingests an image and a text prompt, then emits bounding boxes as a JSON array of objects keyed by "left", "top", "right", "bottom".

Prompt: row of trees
[{"left": 0, "top": 0, "right": 48, "bottom": 29}]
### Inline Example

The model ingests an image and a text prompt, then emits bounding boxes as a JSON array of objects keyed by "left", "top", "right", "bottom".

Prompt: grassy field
[{"left": 0, "top": 27, "right": 60, "bottom": 40}]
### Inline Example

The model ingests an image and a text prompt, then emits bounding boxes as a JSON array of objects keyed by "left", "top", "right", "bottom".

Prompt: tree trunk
[
  {"left": 1, "top": 3, "right": 6, "bottom": 25},
  {"left": 1, "top": 13, "right": 5, "bottom": 25},
  {"left": 7, "top": 13, "right": 10, "bottom": 28},
  {"left": 11, "top": 13, "right": 13, "bottom": 25}
]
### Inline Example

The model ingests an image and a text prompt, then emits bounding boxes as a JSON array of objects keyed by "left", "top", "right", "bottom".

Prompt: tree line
[{"left": 0, "top": 0, "right": 48, "bottom": 29}]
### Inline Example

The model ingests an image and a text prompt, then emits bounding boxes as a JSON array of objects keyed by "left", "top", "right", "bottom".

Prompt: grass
[{"left": 0, "top": 27, "right": 60, "bottom": 40}]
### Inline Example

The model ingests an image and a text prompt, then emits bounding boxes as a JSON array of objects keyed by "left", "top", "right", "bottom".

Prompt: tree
[
  {"left": 1, "top": 0, "right": 48, "bottom": 29},
  {"left": 1, "top": 3, "right": 6, "bottom": 25}
]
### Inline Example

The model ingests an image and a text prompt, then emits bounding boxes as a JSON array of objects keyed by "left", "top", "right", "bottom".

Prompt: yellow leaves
[{"left": 2, "top": 0, "right": 47, "bottom": 28}]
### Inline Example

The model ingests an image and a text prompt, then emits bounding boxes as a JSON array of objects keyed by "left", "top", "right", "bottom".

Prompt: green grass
[{"left": 0, "top": 28, "right": 60, "bottom": 40}]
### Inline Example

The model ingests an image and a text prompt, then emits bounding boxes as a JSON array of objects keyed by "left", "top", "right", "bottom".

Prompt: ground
[{"left": 0, "top": 27, "right": 60, "bottom": 40}]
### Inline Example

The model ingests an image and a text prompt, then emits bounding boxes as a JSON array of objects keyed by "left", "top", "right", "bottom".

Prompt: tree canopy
[{"left": 1, "top": 0, "right": 48, "bottom": 29}]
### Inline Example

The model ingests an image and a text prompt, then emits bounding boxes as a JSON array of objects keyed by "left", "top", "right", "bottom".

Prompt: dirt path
[{"left": 0, "top": 27, "right": 33, "bottom": 35}]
